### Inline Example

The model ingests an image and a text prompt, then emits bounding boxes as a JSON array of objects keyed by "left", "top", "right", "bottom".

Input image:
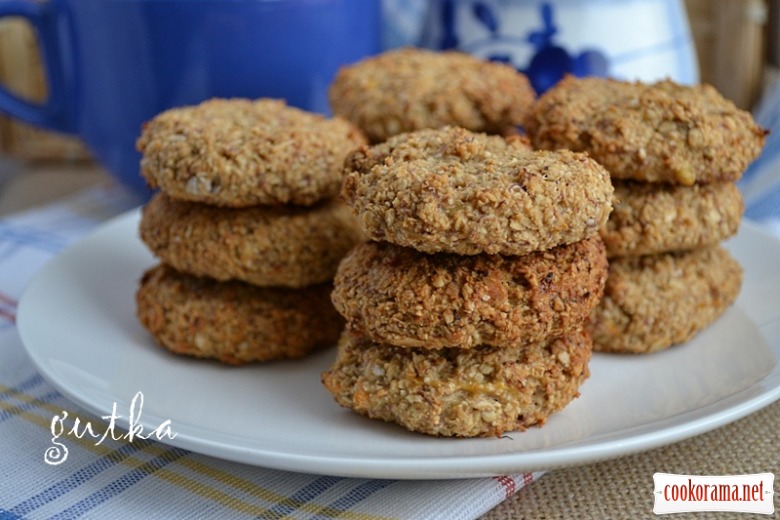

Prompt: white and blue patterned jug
[{"left": 416, "top": 0, "right": 699, "bottom": 94}]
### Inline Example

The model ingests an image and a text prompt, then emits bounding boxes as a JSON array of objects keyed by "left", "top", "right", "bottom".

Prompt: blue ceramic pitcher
[{"left": 419, "top": 0, "right": 698, "bottom": 94}]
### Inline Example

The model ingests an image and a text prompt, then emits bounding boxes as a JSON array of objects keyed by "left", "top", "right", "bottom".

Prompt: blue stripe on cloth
[
  {"left": 0, "top": 242, "right": 22, "bottom": 264},
  {"left": 310, "top": 480, "right": 395, "bottom": 520},
  {"left": 740, "top": 142, "right": 780, "bottom": 188},
  {"left": 8, "top": 441, "right": 152, "bottom": 517},
  {"left": 0, "top": 390, "right": 61, "bottom": 424},
  {"left": 0, "top": 510, "right": 24, "bottom": 520},
  {"left": 746, "top": 182, "right": 780, "bottom": 221},
  {"left": 47, "top": 448, "right": 189, "bottom": 520},
  {"left": 0, "top": 226, "right": 67, "bottom": 258},
  {"left": 0, "top": 374, "right": 44, "bottom": 397},
  {"left": 255, "top": 476, "right": 343, "bottom": 519}
]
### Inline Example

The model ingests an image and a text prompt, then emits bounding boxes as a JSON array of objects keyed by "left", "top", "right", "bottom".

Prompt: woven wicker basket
[
  {"left": 685, "top": 0, "right": 768, "bottom": 109},
  {"left": 0, "top": 18, "right": 91, "bottom": 160}
]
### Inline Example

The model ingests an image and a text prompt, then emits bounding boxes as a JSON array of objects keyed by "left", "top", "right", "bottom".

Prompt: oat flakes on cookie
[
  {"left": 329, "top": 48, "right": 535, "bottom": 143},
  {"left": 137, "top": 98, "right": 365, "bottom": 207},
  {"left": 602, "top": 181, "right": 744, "bottom": 258},
  {"left": 342, "top": 126, "right": 613, "bottom": 255},
  {"left": 332, "top": 238, "right": 607, "bottom": 349},
  {"left": 139, "top": 193, "right": 364, "bottom": 288},
  {"left": 590, "top": 246, "right": 743, "bottom": 354},
  {"left": 322, "top": 329, "right": 591, "bottom": 437},
  {"left": 525, "top": 76, "right": 766, "bottom": 185},
  {"left": 136, "top": 264, "right": 344, "bottom": 364}
]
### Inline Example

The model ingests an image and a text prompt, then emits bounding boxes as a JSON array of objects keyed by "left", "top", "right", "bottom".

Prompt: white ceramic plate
[{"left": 17, "top": 209, "right": 780, "bottom": 479}]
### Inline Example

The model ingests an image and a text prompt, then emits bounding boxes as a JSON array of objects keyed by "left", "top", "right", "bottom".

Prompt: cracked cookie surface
[
  {"left": 321, "top": 329, "right": 591, "bottom": 437},
  {"left": 140, "top": 193, "right": 363, "bottom": 288},
  {"left": 332, "top": 238, "right": 607, "bottom": 349},
  {"left": 590, "top": 246, "right": 742, "bottom": 353},
  {"left": 136, "top": 264, "right": 343, "bottom": 364},
  {"left": 329, "top": 48, "right": 535, "bottom": 143},
  {"left": 525, "top": 76, "right": 765, "bottom": 185},
  {"left": 137, "top": 98, "right": 365, "bottom": 207},
  {"left": 601, "top": 181, "right": 743, "bottom": 257},
  {"left": 343, "top": 126, "right": 613, "bottom": 255}
]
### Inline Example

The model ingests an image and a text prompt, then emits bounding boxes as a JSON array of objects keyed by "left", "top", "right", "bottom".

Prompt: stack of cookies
[
  {"left": 322, "top": 126, "right": 614, "bottom": 437},
  {"left": 525, "top": 77, "right": 766, "bottom": 354},
  {"left": 134, "top": 98, "right": 366, "bottom": 364}
]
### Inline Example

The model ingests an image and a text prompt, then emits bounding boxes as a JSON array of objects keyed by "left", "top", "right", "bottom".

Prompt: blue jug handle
[{"left": 0, "top": 0, "right": 73, "bottom": 133}]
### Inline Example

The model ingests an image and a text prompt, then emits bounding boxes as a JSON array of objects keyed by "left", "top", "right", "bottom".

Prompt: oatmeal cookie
[
  {"left": 602, "top": 181, "right": 743, "bottom": 257},
  {"left": 137, "top": 98, "right": 365, "bottom": 207},
  {"left": 139, "top": 193, "right": 363, "bottom": 288},
  {"left": 590, "top": 246, "right": 742, "bottom": 354},
  {"left": 321, "top": 329, "right": 592, "bottom": 437},
  {"left": 136, "top": 264, "right": 343, "bottom": 364},
  {"left": 343, "top": 126, "right": 613, "bottom": 255},
  {"left": 329, "top": 48, "right": 535, "bottom": 143},
  {"left": 525, "top": 76, "right": 766, "bottom": 185},
  {"left": 332, "top": 238, "right": 607, "bottom": 349}
]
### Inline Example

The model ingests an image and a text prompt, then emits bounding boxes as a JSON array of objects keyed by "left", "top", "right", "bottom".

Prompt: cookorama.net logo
[{"left": 653, "top": 473, "right": 775, "bottom": 515}]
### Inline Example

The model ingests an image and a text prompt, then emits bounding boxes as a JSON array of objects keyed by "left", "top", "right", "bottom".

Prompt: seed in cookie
[
  {"left": 343, "top": 126, "right": 613, "bottom": 255},
  {"left": 329, "top": 48, "right": 535, "bottom": 143},
  {"left": 525, "top": 76, "right": 766, "bottom": 185},
  {"left": 590, "top": 246, "right": 742, "bottom": 354},
  {"left": 139, "top": 193, "right": 364, "bottom": 288},
  {"left": 321, "top": 329, "right": 592, "bottom": 437},
  {"left": 137, "top": 98, "right": 366, "bottom": 207},
  {"left": 332, "top": 238, "right": 607, "bottom": 349},
  {"left": 601, "top": 181, "right": 744, "bottom": 258},
  {"left": 136, "top": 264, "right": 344, "bottom": 364}
]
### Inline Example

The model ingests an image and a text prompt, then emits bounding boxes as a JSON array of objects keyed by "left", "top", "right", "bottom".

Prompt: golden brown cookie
[
  {"left": 332, "top": 238, "right": 608, "bottom": 349},
  {"left": 139, "top": 193, "right": 364, "bottom": 288},
  {"left": 343, "top": 126, "right": 613, "bottom": 255},
  {"left": 525, "top": 76, "right": 766, "bottom": 185},
  {"left": 137, "top": 98, "right": 365, "bottom": 207},
  {"left": 321, "top": 329, "right": 592, "bottom": 437},
  {"left": 136, "top": 264, "right": 343, "bottom": 364},
  {"left": 601, "top": 181, "right": 744, "bottom": 258},
  {"left": 329, "top": 48, "right": 535, "bottom": 143},
  {"left": 590, "top": 246, "right": 742, "bottom": 354}
]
